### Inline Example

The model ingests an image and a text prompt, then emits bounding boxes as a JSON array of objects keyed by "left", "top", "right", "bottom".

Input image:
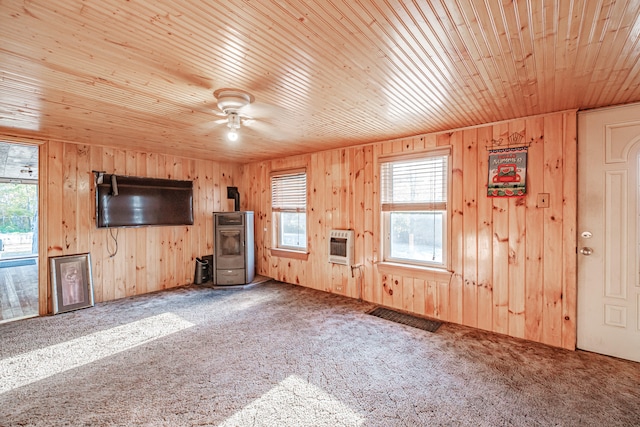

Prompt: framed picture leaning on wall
[{"left": 50, "top": 253, "right": 95, "bottom": 314}]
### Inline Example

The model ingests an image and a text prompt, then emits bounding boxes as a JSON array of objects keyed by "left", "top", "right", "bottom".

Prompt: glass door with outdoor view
[{"left": 0, "top": 141, "right": 39, "bottom": 323}]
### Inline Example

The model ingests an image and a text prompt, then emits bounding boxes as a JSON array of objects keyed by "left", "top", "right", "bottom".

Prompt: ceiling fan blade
[
  {"left": 243, "top": 119, "right": 296, "bottom": 141},
  {"left": 191, "top": 118, "right": 227, "bottom": 133},
  {"left": 243, "top": 101, "right": 283, "bottom": 119}
]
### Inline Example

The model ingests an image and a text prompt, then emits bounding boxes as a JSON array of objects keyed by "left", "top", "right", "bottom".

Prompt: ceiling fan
[{"left": 213, "top": 88, "right": 255, "bottom": 142}]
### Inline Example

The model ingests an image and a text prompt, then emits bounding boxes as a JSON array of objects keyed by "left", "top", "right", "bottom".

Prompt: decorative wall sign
[{"left": 487, "top": 146, "right": 527, "bottom": 197}]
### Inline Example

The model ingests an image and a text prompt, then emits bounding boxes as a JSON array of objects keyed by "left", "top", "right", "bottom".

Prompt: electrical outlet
[{"left": 537, "top": 193, "right": 550, "bottom": 208}]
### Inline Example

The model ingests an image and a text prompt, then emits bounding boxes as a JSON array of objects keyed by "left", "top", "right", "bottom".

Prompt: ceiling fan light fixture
[
  {"left": 226, "top": 112, "right": 241, "bottom": 142},
  {"left": 214, "top": 89, "right": 253, "bottom": 142},
  {"left": 227, "top": 112, "right": 241, "bottom": 129}
]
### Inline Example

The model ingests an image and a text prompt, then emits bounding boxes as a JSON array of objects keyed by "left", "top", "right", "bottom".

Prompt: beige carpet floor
[{"left": 0, "top": 280, "right": 639, "bottom": 426}]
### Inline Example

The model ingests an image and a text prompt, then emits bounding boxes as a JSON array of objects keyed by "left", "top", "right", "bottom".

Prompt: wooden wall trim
[
  {"left": 0, "top": 134, "right": 48, "bottom": 146},
  {"left": 38, "top": 143, "right": 49, "bottom": 315}
]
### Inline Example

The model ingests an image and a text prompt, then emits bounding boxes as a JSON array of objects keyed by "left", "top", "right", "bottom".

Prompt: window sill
[
  {"left": 270, "top": 248, "right": 309, "bottom": 261},
  {"left": 377, "top": 261, "right": 453, "bottom": 281}
]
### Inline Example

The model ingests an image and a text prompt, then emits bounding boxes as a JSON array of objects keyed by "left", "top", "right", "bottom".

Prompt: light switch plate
[{"left": 537, "top": 193, "right": 550, "bottom": 208}]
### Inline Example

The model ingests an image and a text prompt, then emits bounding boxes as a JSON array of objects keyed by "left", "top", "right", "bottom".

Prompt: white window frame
[
  {"left": 271, "top": 169, "right": 307, "bottom": 251},
  {"left": 380, "top": 149, "right": 450, "bottom": 269}
]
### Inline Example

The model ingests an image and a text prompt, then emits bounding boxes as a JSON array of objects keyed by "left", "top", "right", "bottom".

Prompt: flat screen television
[{"left": 96, "top": 174, "right": 194, "bottom": 228}]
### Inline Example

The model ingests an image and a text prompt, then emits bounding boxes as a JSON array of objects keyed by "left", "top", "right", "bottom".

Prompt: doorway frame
[
  {"left": 0, "top": 136, "right": 47, "bottom": 317},
  {"left": 37, "top": 142, "right": 47, "bottom": 315},
  {"left": 576, "top": 102, "right": 640, "bottom": 362}
]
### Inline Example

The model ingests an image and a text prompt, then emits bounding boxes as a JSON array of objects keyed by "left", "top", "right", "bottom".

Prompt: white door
[{"left": 578, "top": 103, "right": 640, "bottom": 363}]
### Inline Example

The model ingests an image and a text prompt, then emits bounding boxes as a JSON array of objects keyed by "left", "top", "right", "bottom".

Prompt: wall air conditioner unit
[{"left": 328, "top": 229, "right": 354, "bottom": 267}]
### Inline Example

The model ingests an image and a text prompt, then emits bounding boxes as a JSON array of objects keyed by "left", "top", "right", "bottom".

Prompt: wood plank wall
[
  {"left": 39, "top": 140, "right": 239, "bottom": 314},
  {"left": 240, "top": 110, "right": 577, "bottom": 350}
]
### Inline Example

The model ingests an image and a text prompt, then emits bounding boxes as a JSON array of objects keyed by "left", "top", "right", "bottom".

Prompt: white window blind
[
  {"left": 271, "top": 171, "right": 306, "bottom": 212},
  {"left": 380, "top": 154, "right": 448, "bottom": 211}
]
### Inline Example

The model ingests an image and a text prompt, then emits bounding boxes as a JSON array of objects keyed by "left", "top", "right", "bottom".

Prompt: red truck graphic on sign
[{"left": 492, "top": 163, "right": 521, "bottom": 183}]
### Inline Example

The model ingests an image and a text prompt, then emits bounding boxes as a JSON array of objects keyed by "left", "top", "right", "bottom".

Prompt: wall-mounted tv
[{"left": 96, "top": 174, "right": 194, "bottom": 228}]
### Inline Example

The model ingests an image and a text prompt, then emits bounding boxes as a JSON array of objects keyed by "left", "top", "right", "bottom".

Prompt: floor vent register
[{"left": 368, "top": 307, "right": 442, "bottom": 333}]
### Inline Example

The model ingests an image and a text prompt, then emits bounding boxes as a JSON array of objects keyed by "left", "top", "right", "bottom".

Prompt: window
[
  {"left": 380, "top": 150, "right": 449, "bottom": 268},
  {"left": 271, "top": 170, "right": 307, "bottom": 251}
]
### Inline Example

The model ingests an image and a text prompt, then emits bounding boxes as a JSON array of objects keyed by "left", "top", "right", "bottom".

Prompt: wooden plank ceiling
[{"left": 1, "top": 0, "right": 640, "bottom": 164}]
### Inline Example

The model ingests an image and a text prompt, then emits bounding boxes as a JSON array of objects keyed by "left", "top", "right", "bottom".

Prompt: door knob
[{"left": 580, "top": 247, "right": 593, "bottom": 256}]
